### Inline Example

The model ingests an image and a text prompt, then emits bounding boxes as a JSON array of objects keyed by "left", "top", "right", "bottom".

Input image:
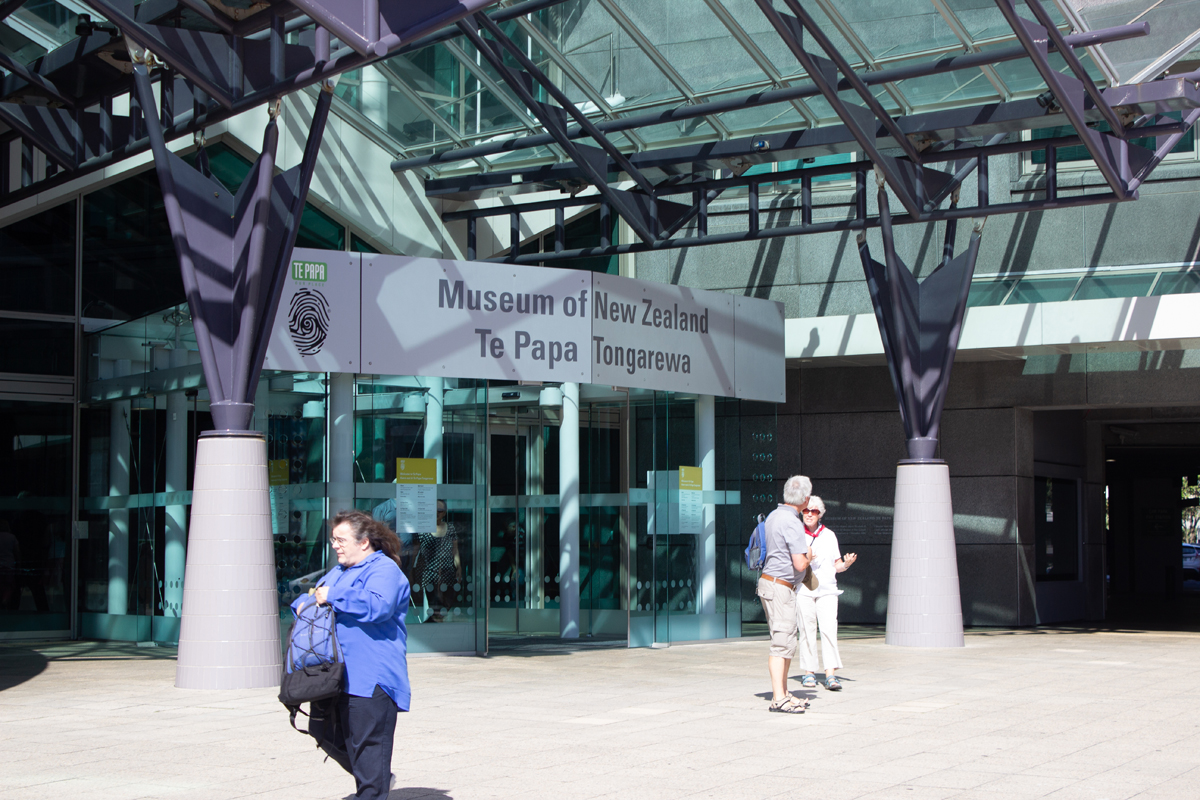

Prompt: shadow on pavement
[
  {"left": 0, "top": 646, "right": 47, "bottom": 691},
  {"left": 387, "top": 789, "right": 453, "bottom": 799},
  {"left": 0, "top": 640, "right": 178, "bottom": 692}
]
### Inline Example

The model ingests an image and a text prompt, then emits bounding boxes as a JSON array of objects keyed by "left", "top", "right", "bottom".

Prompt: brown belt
[{"left": 760, "top": 574, "right": 794, "bottom": 590}]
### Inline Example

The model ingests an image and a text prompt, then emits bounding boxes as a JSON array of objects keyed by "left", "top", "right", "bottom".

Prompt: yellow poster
[
  {"left": 396, "top": 458, "right": 438, "bottom": 484},
  {"left": 679, "top": 466, "right": 703, "bottom": 491},
  {"left": 268, "top": 459, "right": 289, "bottom": 486}
]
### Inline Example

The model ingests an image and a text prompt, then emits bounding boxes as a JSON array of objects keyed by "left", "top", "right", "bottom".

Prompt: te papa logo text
[
  {"left": 475, "top": 328, "right": 579, "bottom": 369},
  {"left": 291, "top": 260, "right": 327, "bottom": 282}
]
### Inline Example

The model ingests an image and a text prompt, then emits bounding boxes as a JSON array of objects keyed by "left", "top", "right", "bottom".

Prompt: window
[{"left": 1027, "top": 112, "right": 1197, "bottom": 172}]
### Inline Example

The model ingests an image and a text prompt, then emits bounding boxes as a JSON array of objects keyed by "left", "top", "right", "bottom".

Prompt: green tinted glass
[{"left": 1007, "top": 277, "right": 1080, "bottom": 304}]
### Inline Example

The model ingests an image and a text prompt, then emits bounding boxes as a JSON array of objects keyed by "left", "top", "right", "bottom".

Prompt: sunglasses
[{"left": 801, "top": 509, "right": 821, "bottom": 516}]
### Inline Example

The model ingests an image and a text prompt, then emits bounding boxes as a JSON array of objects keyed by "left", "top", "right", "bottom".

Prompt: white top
[{"left": 796, "top": 524, "right": 842, "bottom": 597}]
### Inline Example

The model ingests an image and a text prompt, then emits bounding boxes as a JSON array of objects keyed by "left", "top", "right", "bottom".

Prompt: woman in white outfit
[{"left": 796, "top": 496, "right": 857, "bottom": 691}]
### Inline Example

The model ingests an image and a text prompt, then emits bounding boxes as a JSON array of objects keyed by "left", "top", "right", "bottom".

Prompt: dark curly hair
[{"left": 330, "top": 509, "right": 402, "bottom": 568}]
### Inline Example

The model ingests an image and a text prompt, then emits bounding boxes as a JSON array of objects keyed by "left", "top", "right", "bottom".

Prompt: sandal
[
  {"left": 769, "top": 695, "right": 806, "bottom": 714},
  {"left": 825, "top": 676, "right": 842, "bottom": 691},
  {"left": 800, "top": 674, "right": 818, "bottom": 689}
]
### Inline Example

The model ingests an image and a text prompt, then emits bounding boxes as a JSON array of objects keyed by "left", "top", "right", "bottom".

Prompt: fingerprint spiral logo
[{"left": 288, "top": 287, "right": 330, "bottom": 356}]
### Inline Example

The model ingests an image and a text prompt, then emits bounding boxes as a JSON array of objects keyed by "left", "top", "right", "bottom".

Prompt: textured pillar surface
[
  {"left": 559, "top": 382, "right": 580, "bottom": 638},
  {"left": 164, "top": 348, "right": 188, "bottom": 619},
  {"left": 695, "top": 395, "right": 716, "bottom": 615},
  {"left": 176, "top": 432, "right": 281, "bottom": 689},
  {"left": 886, "top": 463, "right": 964, "bottom": 647},
  {"left": 328, "top": 373, "right": 355, "bottom": 518},
  {"left": 107, "top": 358, "right": 131, "bottom": 616}
]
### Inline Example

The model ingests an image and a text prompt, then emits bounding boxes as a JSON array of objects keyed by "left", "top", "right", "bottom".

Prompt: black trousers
[{"left": 309, "top": 685, "right": 397, "bottom": 800}]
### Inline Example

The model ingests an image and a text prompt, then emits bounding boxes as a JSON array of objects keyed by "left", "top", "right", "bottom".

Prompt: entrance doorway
[
  {"left": 487, "top": 405, "right": 558, "bottom": 638},
  {"left": 485, "top": 394, "right": 626, "bottom": 646},
  {"left": 1106, "top": 435, "right": 1200, "bottom": 630}
]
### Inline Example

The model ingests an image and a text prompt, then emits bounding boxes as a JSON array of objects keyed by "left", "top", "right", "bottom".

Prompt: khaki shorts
[{"left": 757, "top": 576, "right": 798, "bottom": 659}]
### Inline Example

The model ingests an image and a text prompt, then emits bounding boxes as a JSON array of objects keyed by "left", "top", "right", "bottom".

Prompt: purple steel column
[
  {"left": 133, "top": 59, "right": 334, "bottom": 687},
  {"left": 857, "top": 178, "right": 986, "bottom": 646}
]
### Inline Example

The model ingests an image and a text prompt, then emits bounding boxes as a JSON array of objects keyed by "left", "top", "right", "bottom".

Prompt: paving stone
[{"left": 2, "top": 630, "right": 1200, "bottom": 799}]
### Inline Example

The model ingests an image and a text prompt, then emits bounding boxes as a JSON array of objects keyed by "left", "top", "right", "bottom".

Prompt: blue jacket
[{"left": 314, "top": 550, "right": 411, "bottom": 710}]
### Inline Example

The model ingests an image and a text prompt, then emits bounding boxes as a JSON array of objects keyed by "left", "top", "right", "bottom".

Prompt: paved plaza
[{"left": 2, "top": 627, "right": 1199, "bottom": 800}]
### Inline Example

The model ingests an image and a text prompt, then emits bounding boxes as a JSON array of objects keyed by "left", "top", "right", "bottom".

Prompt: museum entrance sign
[{"left": 266, "top": 250, "right": 785, "bottom": 402}]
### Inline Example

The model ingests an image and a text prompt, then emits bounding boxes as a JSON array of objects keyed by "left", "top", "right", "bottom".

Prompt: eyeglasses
[{"left": 801, "top": 509, "right": 821, "bottom": 516}]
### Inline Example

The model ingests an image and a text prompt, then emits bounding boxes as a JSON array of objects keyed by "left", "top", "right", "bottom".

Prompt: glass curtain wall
[
  {"left": 628, "top": 391, "right": 772, "bottom": 647},
  {"left": 0, "top": 199, "right": 77, "bottom": 639},
  {"left": 354, "top": 376, "right": 488, "bottom": 654}
]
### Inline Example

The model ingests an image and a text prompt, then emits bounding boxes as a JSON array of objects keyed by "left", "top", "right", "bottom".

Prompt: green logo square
[{"left": 292, "top": 261, "right": 327, "bottom": 282}]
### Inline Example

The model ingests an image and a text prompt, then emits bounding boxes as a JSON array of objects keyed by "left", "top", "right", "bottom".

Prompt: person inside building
[
  {"left": 413, "top": 499, "right": 462, "bottom": 622},
  {"left": 758, "top": 474, "right": 814, "bottom": 714},
  {"left": 313, "top": 510, "right": 411, "bottom": 800},
  {"left": 795, "top": 495, "right": 857, "bottom": 691}
]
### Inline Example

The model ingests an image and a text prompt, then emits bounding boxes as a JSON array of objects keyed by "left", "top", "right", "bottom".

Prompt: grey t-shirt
[{"left": 762, "top": 504, "right": 808, "bottom": 583}]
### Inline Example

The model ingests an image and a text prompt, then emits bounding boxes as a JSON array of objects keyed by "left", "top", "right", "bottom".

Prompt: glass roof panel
[
  {"left": 523, "top": 0, "right": 684, "bottom": 110},
  {"left": 715, "top": 101, "right": 809, "bottom": 137},
  {"left": 716, "top": 0, "right": 813, "bottom": 78},
  {"left": 3, "top": 0, "right": 85, "bottom": 55},
  {"left": 889, "top": 59, "right": 1002, "bottom": 107},
  {"left": 1071, "top": 0, "right": 1200, "bottom": 83},
  {"left": 635, "top": 116, "right": 720, "bottom": 146},
  {"left": 823, "top": 0, "right": 964, "bottom": 61},
  {"left": 943, "top": 0, "right": 1030, "bottom": 43},
  {"left": 594, "top": 0, "right": 771, "bottom": 96}
]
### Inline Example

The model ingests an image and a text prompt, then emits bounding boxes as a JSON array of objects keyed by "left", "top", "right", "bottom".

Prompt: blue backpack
[
  {"left": 279, "top": 588, "right": 344, "bottom": 731},
  {"left": 744, "top": 514, "right": 768, "bottom": 571}
]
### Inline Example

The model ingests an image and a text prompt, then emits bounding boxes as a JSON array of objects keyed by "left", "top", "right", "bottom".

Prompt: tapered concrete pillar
[
  {"left": 164, "top": 349, "right": 188, "bottom": 619},
  {"left": 108, "top": 359, "right": 131, "bottom": 616},
  {"left": 328, "top": 373, "right": 355, "bottom": 517},
  {"left": 885, "top": 463, "right": 964, "bottom": 647},
  {"left": 559, "top": 382, "right": 580, "bottom": 638},
  {"left": 176, "top": 432, "right": 280, "bottom": 689},
  {"left": 423, "top": 377, "right": 444, "bottom": 480},
  {"left": 695, "top": 395, "right": 716, "bottom": 615}
]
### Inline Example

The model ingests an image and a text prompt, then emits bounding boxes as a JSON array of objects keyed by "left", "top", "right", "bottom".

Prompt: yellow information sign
[
  {"left": 396, "top": 458, "right": 438, "bottom": 485},
  {"left": 679, "top": 466, "right": 703, "bottom": 491},
  {"left": 268, "top": 459, "right": 289, "bottom": 486}
]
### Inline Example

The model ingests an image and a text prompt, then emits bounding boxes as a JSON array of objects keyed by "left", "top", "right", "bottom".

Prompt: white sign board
[
  {"left": 592, "top": 273, "right": 735, "bottom": 396},
  {"left": 395, "top": 458, "right": 438, "bottom": 534},
  {"left": 265, "top": 252, "right": 785, "bottom": 402},
  {"left": 264, "top": 248, "right": 361, "bottom": 372},
  {"left": 362, "top": 256, "right": 591, "bottom": 383}
]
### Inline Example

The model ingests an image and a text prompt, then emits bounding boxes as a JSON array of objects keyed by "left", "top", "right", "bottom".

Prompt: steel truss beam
[
  {"left": 457, "top": 12, "right": 687, "bottom": 244},
  {"left": 993, "top": 0, "right": 1152, "bottom": 199},
  {"left": 426, "top": 76, "right": 1198, "bottom": 199},
  {"left": 447, "top": 116, "right": 1193, "bottom": 265},
  {"left": 0, "top": 0, "right": 557, "bottom": 209},
  {"left": 755, "top": 0, "right": 951, "bottom": 220},
  {"left": 391, "top": 21, "right": 1150, "bottom": 173}
]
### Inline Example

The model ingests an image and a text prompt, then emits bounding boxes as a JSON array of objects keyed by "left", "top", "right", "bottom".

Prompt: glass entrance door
[{"left": 487, "top": 403, "right": 560, "bottom": 638}]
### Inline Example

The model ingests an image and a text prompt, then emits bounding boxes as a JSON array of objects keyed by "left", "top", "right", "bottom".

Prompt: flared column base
[
  {"left": 176, "top": 432, "right": 282, "bottom": 689},
  {"left": 885, "top": 462, "right": 964, "bottom": 648}
]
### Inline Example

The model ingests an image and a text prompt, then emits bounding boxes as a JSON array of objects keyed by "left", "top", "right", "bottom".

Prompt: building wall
[{"left": 775, "top": 352, "right": 1200, "bottom": 626}]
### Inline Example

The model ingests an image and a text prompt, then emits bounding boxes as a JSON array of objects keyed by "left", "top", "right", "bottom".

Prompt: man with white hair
[{"left": 758, "top": 474, "right": 814, "bottom": 713}]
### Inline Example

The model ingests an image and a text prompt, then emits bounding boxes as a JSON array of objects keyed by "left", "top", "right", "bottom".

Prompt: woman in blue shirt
[{"left": 312, "top": 510, "right": 411, "bottom": 800}]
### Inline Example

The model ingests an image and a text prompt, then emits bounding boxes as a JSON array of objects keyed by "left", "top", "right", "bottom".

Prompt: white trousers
[{"left": 797, "top": 593, "right": 842, "bottom": 673}]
